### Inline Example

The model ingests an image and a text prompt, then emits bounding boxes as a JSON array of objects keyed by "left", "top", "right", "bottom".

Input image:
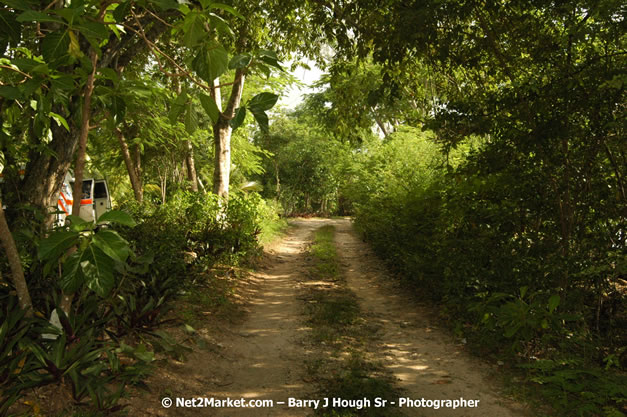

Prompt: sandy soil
[
  {"left": 330, "top": 218, "right": 530, "bottom": 417},
  {"left": 126, "top": 218, "right": 530, "bottom": 416}
]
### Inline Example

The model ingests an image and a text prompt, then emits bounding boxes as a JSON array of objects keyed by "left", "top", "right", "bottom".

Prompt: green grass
[
  {"left": 258, "top": 217, "right": 289, "bottom": 246},
  {"left": 304, "top": 226, "right": 404, "bottom": 417},
  {"left": 310, "top": 225, "right": 340, "bottom": 279}
]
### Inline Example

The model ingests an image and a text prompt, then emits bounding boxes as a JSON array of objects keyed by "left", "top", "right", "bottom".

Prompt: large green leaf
[
  {"left": 548, "top": 294, "right": 560, "bottom": 313},
  {"left": 0, "top": 9, "right": 21, "bottom": 45},
  {"left": 49, "top": 112, "right": 70, "bottom": 132},
  {"left": 228, "top": 53, "right": 252, "bottom": 70},
  {"left": 97, "top": 210, "right": 137, "bottom": 227},
  {"left": 92, "top": 230, "right": 131, "bottom": 263},
  {"left": 41, "top": 31, "right": 70, "bottom": 65},
  {"left": 182, "top": 12, "right": 206, "bottom": 48},
  {"left": 16, "top": 10, "right": 64, "bottom": 24},
  {"left": 74, "top": 22, "right": 109, "bottom": 40},
  {"left": 208, "top": 14, "right": 234, "bottom": 38},
  {"left": 230, "top": 106, "right": 246, "bottom": 130},
  {"left": 198, "top": 93, "right": 219, "bottom": 124},
  {"left": 0, "top": 86, "right": 22, "bottom": 100},
  {"left": 248, "top": 92, "right": 279, "bottom": 112},
  {"left": 111, "top": 95, "right": 126, "bottom": 123},
  {"left": 50, "top": 75, "right": 75, "bottom": 91},
  {"left": 66, "top": 215, "right": 92, "bottom": 232},
  {"left": 61, "top": 251, "right": 88, "bottom": 293},
  {"left": 257, "top": 49, "right": 282, "bottom": 71},
  {"left": 206, "top": 3, "right": 244, "bottom": 19},
  {"left": 184, "top": 101, "right": 198, "bottom": 134},
  {"left": 168, "top": 91, "right": 187, "bottom": 123},
  {"left": 191, "top": 43, "right": 228, "bottom": 83},
  {"left": 84, "top": 245, "right": 115, "bottom": 297},
  {"left": 112, "top": 1, "right": 131, "bottom": 23},
  {"left": 207, "top": 45, "right": 229, "bottom": 79},
  {"left": 62, "top": 245, "right": 115, "bottom": 297},
  {"left": 52, "top": 7, "right": 83, "bottom": 25},
  {"left": 12, "top": 57, "right": 48, "bottom": 74},
  {"left": 250, "top": 110, "right": 269, "bottom": 133},
  {"left": 38, "top": 230, "right": 78, "bottom": 261}
]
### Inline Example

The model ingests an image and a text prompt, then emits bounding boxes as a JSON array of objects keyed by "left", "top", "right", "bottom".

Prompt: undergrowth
[{"left": 2, "top": 191, "right": 279, "bottom": 416}]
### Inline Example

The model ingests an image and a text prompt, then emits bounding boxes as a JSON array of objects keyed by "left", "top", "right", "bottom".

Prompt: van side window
[
  {"left": 82, "top": 180, "right": 92, "bottom": 199},
  {"left": 94, "top": 182, "right": 107, "bottom": 199}
]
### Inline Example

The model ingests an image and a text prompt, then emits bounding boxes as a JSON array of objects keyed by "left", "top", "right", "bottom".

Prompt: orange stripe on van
[
  {"left": 60, "top": 192, "right": 72, "bottom": 207},
  {"left": 58, "top": 200, "right": 69, "bottom": 215},
  {"left": 81, "top": 199, "right": 93, "bottom": 205}
]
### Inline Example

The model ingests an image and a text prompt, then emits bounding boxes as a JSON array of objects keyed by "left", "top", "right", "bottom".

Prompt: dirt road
[
  {"left": 130, "top": 218, "right": 528, "bottom": 416},
  {"left": 331, "top": 219, "right": 529, "bottom": 417}
]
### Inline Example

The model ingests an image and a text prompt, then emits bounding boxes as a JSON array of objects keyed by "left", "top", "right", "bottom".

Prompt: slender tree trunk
[
  {"left": 212, "top": 69, "right": 245, "bottom": 198},
  {"left": 133, "top": 143, "right": 142, "bottom": 179},
  {"left": 172, "top": 79, "right": 198, "bottom": 193},
  {"left": 211, "top": 78, "right": 222, "bottom": 111},
  {"left": 274, "top": 160, "right": 280, "bottom": 196},
  {"left": 62, "top": 51, "right": 97, "bottom": 315},
  {"left": 71, "top": 51, "right": 98, "bottom": 216},
  {"left": 161, "top": 176, "right": 167, "bottom": 204},
  {"left": 115, "top": 127, "right": 143, "bottom": 203},
  {"left": 185, "top": 140, "right": 198, "bottom": 192},
  {"left": 0, "top": 199, "right": 33, "bottom": 316},
  {"left": 371, "top": 108, "right": 389, "bottom": 137},
  {"left": 213, "top": 120, "right": 232, "bottom": 197},
  {"left": 157, "top": 166, "right": 167, "bottom": 204},
  {"left": 198, "top": 177, "right": 206, "bottom": 193}
]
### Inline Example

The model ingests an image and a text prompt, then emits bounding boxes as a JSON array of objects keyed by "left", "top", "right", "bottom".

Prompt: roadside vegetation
[{"left": 0, "top": 191, "right": 276, "bottom": 416}]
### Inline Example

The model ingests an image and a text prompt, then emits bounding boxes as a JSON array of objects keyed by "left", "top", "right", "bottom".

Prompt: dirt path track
[
  {"left": 331, "top": 219, "right": 529, "bottom": 417},
  {"left": 130, "top": 218, "right": 529, "bottom": 416}
]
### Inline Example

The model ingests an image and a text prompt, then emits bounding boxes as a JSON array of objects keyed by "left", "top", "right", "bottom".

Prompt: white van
[{"left": 56, "top": 173, "right": 112, "bottom": 225}]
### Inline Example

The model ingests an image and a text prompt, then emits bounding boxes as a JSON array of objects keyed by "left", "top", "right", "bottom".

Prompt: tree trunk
[
  {"left": 161, "top": 176, "right": 167, "bottom": 204},
  {"left": 62, "top": 51, "right": 97, "bottom": 315},
  {"left": 212, "top": 69, "right": 245, "bottom": 198},
  {"left": 274, "top": 160, "right": 280, "bottom": 196},
  {"left": 157, "top": 166, "right": 167, "bottom": 205},
  {"left": 213, "top": 119, "right": 232, "bottom": 197},
  {"left": 372, "top": 110, "right": 389, "bottom": 137},
  {"left": 0, "top": 199, "right": 33, "bottom": 316},
  {"left": 133, "top": 143, "right": 142, "bottom": 179},
  {"left": 71, "top": 51, "right": 98, "bottom": 217},
  {"left": 198, "top": 177, "right": 206, "bottom": 193},
  {"left": 185, "top": 140, "right": 198, "bottom": 192},
  {"left": 115, "top": 127, "right": 143, "bottom": 203},
  {"left": 20, "top": 121, "right": 79, "bottom": 229}
]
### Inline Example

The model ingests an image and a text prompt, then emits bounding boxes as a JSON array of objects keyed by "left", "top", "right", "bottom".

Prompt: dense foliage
[{"left": 254, "top": 113, "right": 353, "bottom": 215}]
